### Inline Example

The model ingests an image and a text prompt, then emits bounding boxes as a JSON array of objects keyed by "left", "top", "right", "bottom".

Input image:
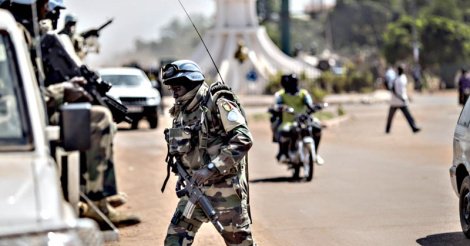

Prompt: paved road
[{"left": 109, "top": 91, "right": 468, "bottom": 246}]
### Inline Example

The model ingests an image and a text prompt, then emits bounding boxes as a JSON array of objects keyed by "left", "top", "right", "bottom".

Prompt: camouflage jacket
[
  {"left": 17, "top": 21, "right": 66, "bottom": 120},
  {"left": 167, "top": 82, "right": 253, "bottom": 181}
]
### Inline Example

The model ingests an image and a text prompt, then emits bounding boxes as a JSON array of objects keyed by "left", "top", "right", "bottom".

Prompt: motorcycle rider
[{"left": 272, "top": 74, "right": 324, "bottom": 165}]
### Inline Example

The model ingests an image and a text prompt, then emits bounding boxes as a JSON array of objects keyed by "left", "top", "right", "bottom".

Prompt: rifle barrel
[{"left": 97, "top": 19, "right": 113, "bottom": 32}]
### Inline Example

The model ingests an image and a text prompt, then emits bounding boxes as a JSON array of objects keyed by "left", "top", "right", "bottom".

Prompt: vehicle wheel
[
  {"left": 147, "top": 114, "right": 159, "bottom": 129},
  {"left": 131, "top": 120, "right": 139, "bottom": 130},
  {"left": 305, "top": 149, "right": 314, "bottom": 182},
  {"left": 292, "top": 165, "right": 300, "bottom": 180},
  {"left": 460, "top": 176, "right": 470, "bottom": 238}
]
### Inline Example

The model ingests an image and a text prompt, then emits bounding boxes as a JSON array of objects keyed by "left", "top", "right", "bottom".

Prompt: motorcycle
[{"left": 269, "top": 103, "right": 327, "bottom": 181}]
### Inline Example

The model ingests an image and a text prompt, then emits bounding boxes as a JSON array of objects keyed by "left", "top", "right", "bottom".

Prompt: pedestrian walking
[
  {"left": 385, "top": 65, "right": 421, "bottom": 134},
  {"left": 458, "top": 68, "right": 470, "bottom": 106}
]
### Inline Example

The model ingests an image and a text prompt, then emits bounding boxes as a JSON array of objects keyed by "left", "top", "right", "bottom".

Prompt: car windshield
[
  {"left": 0, "top": 32, "right": 32, "bottom": 150},
  {"left": 101, "top": 74, "right": 148, "bottom": 87}
]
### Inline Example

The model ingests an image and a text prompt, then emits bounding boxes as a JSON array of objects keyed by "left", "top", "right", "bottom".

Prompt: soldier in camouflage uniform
[
  {"left": 0, "top": 0, "right": 140, "bottom": 227},
  {"left": 59, "top": 14, "right": 86, "bottom": 60},
  {"left": 162, "top": 60, "right": 255, "bottom": 246}
]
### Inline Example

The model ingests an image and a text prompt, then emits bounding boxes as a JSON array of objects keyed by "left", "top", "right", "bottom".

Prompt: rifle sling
[{"left": 161, "top": 153, "right": 174, "bottom": 193}]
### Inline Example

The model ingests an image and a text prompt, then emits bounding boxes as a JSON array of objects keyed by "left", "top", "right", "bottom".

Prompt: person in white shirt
[
  {"left": 384, "top": 66, "right": 397, "bottom": 90},
  {"left": 385, "top": 65, "right": 421, "bottom": 134}
]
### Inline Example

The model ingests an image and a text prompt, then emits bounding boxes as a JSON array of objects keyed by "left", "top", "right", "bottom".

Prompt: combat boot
[
  {"left": 81, "top": 198, "right": 141, "bottom": 228},
  {"left": 105, "top": 203, "right": 141, "bottom": 227},
  {"left": 106, "top": 192, "right": 128, "bottom": 208}
]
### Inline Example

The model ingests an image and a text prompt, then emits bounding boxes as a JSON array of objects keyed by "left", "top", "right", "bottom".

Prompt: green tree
[
  {"left": 328, "top": 1, "right": 391, "bottom": 53},
  {"left": 257, "top": 0, "right": 280, "bottom": 23},
  {"left": 420, "top": 0, "right": 462, "bottom": 20},
  {"left": 383, "top": 15, "right": 470, "bottom": 79},
  {"left": 419, "top": 16, "right": 470, "bottom": 70},
  {"left": 382, "top": 16, "right": 415, "bottom": 64}
]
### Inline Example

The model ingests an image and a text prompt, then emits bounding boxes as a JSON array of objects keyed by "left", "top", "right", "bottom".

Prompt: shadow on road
[
  {"left": 250, "top": 176, "right": 303, "bottom": 183},
  {"left": 416, "top": 232, "right": 468, "bottom": 246}
]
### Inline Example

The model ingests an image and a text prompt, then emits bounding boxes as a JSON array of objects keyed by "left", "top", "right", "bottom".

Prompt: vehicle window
[
  {"left": 101, "top": 74, "right": 146, "bottom": 87},
  {"left": 0, "top": 31, "right": 32, "bottom": 150},
  {"left": 458, "top": 99, "right": 470, "bottom": 127}
]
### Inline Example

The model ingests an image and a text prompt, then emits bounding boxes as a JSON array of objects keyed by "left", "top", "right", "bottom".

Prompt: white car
[
  {"left": 99, "top": 67, "right": 161, "bottom": 129},
  {"left": 450, "top": 98, "right": 470, "bottom": 238}
]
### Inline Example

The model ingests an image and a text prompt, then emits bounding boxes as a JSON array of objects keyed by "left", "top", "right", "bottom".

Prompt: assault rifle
[
  {"left": 79, "top": 65, "right": 132, "bottom": 124},
  {"left": 169, "top": 156, "right": 224, "bottom": 233},
  {"left": 40, "top": 33, "right": 132, "bottom": 124},
  {"left": 80, "top": 18, "right": 113, "bottom": 39}
]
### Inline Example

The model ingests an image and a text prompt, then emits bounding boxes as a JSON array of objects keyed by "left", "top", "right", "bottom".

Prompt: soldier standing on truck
[
  {"left": 58, "top": 13, "right": 86, "bottom": 59},
  {"left": 0, "top": 0, "right": 141, "bottom": 227}
]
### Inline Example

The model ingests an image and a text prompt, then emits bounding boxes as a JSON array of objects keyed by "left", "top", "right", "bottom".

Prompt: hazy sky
[{"left": 63, "top": 0, "right": 313, "bottom": 65}]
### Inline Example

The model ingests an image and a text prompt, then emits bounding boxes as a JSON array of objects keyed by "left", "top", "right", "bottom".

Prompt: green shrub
[
  {"left": 337, "top": 104, "right": 346, "bottom": 116},
  {"left": 311, "top": 87, "right": 328, "bottom": 102},
  {"left": 314, "top": 111, "right": 334, "bottom": 121},
  {"left": 264, "top": 72, "right": 283, "bottom": 94}
]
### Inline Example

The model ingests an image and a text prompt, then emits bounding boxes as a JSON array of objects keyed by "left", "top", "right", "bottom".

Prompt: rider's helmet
[
  {"left": 281, "top": 73, "right": 299, "bottom": 94},
  {"left": 161, "top": 60, "right": 205, "bottom": 87}
]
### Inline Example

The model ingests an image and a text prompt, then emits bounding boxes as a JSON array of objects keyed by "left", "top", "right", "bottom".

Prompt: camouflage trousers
[
  {"left": 80, "top": 106, "right": 118, "bottom": 201},
  {"left": 164, "top": 178, "right": 255, "bottom": 246}
]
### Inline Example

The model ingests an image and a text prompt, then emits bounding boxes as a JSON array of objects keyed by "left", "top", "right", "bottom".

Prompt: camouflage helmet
[
  {"left": 48, "top": 0, "right": 65, "bottom": 11},
  {"left": 161, "top": 60, "right": 204, "bottom": 86},
  {"left": 64, "top": 13, "right": 77, "bottom": 24}
]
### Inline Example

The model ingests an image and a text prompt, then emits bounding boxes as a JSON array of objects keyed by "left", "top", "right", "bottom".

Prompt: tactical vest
[
  {"left": 166, "top": 81, "right": 245, "bottom": 173},
  {"left": 280, "top": 89, "right": 309, "bottom": 124}
]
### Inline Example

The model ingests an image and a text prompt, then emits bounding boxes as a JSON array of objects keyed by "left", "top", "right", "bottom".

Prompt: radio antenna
[{"left": 177, "top": 0, "right": 225, "bottom": 84}]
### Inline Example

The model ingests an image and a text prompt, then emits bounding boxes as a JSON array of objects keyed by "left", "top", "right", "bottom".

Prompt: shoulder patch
[
  {"left": 222, "top": 101, "right": 233, "bottom": 112},
  {"left": 227, "top": 109, "right": 240, "bottom": 122},
  {"left": 216, "top": 99, "right": 247, "bottom": 132}
]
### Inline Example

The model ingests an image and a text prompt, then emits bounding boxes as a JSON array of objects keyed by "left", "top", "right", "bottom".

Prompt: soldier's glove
[
  {"left": 193, "top": 166, "right": 218, "bottom": 185},
  {"left": 63, "top": 77, "right": 93, "bottom": 103}
]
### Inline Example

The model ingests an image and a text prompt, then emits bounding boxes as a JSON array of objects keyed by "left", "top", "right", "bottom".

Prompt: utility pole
[{"left": 280, "top": 0, "right": 290, "bottom": 55}]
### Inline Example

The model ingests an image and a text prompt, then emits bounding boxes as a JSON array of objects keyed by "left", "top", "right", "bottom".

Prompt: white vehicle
[
  {"left": 451, "top": 97, "right": 470, "bottom": 238},
  {"left": 0, "top": 10, "right": 103, "bottom": 245},
  {"left": 99, "top": 67, "right": 161, "bottom": 129}
]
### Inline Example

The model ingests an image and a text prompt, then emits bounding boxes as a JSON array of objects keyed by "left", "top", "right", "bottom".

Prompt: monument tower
[{"left": 191, "top": 0, "right": 318, "bottom": 94}]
